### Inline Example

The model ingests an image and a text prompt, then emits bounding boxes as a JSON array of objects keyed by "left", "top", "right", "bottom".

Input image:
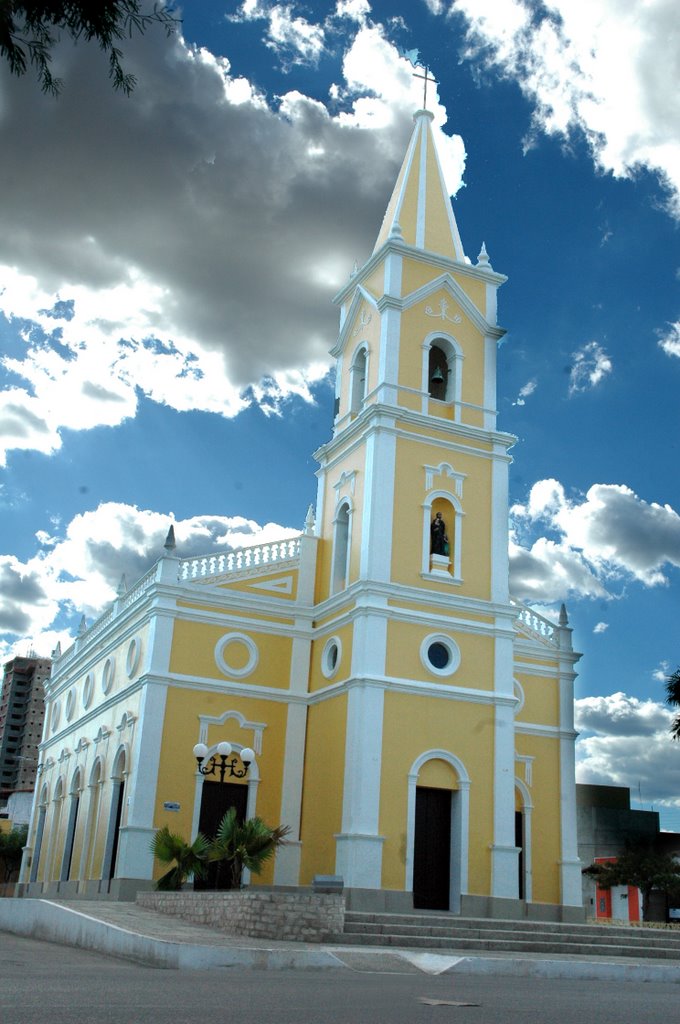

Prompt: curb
[{"left": 1, "top": 900, "right": 680, "bottom": 982}]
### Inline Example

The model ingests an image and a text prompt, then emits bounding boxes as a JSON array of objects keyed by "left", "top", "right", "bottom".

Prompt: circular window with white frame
[
  {"left": 50, "top": 700, "right": 61, "bottom": 733},
  {"left": 101, "top": 657, "right": 115, "bottom": 695},
  {"left": 126, "top": 637, "right": 141, "bottom": 678},
  {"left": 65, "top": 689, "right": 75, "bottom": 722},
  {"left": 214, "top": 632, "right": 258, "bottom": 678},
  {"left": 83, "top": 672, "right": 94, "bottom": 709},
  {"left": 321, "top": 636, "right": 342, "bottom": 679},
  {"left": 420, "top": 633, "right": 461, "bottom": 677}
]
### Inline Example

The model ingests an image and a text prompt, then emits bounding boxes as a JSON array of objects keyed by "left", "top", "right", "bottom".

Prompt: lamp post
[{"left": 192, "top": 741, "right": 255, "bottom": 782}]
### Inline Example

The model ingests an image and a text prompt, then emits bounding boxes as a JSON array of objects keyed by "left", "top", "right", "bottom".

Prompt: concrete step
[
  {"left": 338, "top": 931, "right": 680, "bottom": 959},
  {"left": 340, "top": 913, "right": 680, "bottom": 959}
]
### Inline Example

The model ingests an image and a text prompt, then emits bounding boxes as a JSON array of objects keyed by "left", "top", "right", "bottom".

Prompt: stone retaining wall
[{"left": 137, "top": 890, "right": 345, "bottom": 942}]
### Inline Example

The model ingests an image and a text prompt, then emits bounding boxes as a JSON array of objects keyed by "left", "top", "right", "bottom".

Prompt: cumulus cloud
[
  {"left": 510, "top": 479, "right": 680, "bottom": 600},
  {"left": 593, "top": 621, "right": 608, "bottom": 634},
  {"left": 652, "top": 660, "right": 671, "bottom": 682},
  {"left": 658, "top": 321, "right": 680, "bottom": 358},
  {"left": 568, "top": 341, "right": 612, "bottom": 395},
  {"left": 575, "top": 692, "right": 680, "bottom": 806},
  {"left": 0, "top": 19, "right": 466, "bottom": 463},
  {"left": 0, "top": 502, "right": 301, "bottom": 661},
  {"left": 448, "top": 0, "right": 680, "bottom": 218}
]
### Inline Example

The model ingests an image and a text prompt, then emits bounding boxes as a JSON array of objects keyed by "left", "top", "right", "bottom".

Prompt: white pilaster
[
  {"left": 274, "top": 701, "right": 308, "bottom": 885},
  {"left": 557, "top": 629, "right": 582, "bottom": 905},
  {"left": 115, "top": 681, "right": 168, "bottom": 880},
  {"left": 335, "top": 612, "right": 386, "bottom": 888},
  {"left": 490, "top": 445, "right": 510, "bottom": 605},
  {"left": 491, "top": 633, "right": 519, "bottom": 898},
  {"left": 359, "top": 427, "right": 396, "bottom": 581}
]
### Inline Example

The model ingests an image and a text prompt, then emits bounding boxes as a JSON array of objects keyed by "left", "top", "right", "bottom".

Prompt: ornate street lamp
[{"left": 192, "top": 741, "right": 255, "bottom": 782}]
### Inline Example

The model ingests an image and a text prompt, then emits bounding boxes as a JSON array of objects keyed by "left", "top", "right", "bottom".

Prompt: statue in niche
[{"left": 430, "top": 512, "right": 449, "bottom": 556}]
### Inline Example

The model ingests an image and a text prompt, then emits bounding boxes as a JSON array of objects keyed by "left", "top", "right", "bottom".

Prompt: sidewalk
[{"left": 1, "top": 897, "right": 680, "bottom": 983}]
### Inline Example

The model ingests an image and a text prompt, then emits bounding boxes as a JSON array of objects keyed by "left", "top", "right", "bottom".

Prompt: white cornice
[{"left": 333, "top": 239, "right": 507, "bottom": 306}]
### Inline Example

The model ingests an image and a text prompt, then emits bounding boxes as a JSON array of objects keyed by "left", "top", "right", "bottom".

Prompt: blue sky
[{"left": 0, "top": 1, "right": 679, "bottom": 822}]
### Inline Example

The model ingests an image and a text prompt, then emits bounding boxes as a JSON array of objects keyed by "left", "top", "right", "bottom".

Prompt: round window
[
  {"left": 50, "top": 701, "right": 61, "bottom": 732},
  {"left": 322, "top": 636, "right": 342, "bottom": 679},
  {"left": 101, "top": 658, "right": 115, "bottom": 694},
  {"left": 126, "top": 637, "right": 141, "bottom": 678},
  {"left": 65, "top": 689, "right": 75, "bottom": 722},
  {"left": 420, "top": 633, "right": 461, "bottom": 677},
  {"left": 83, "top": 672, "right": 94, "bottom": 709}
]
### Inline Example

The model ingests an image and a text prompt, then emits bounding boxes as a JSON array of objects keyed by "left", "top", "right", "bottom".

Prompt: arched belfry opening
[
  {"left": 332, "top": 500, "right": 351, "bottom": 594},
  {"left": 428, "top": 344, "right": 448, "bottom": 401},
  {"left": 350, "top": 345, "right": 368, "bottom": 415},
  {"left": 422, "top": 334, "right": 463, "bottom": 415}
]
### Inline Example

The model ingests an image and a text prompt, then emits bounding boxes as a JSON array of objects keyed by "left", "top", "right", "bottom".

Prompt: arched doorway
[
  {"left": 406, "top": 751, "right": 470, "bottom": 913},
  {"left": 60, "top": 768, "right": 82, "bottom": 882},
  {"left": 101, "top": 748, "right": 126, "bottom": 884}
]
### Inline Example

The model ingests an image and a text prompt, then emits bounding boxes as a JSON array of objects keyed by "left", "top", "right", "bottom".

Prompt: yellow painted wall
[
  {"left": 390, "top": 438, "right": 492, "bottom": 598},
  {"left": 170, "top": 619, "right": 293, "bottom": 688},
  {"left": 516, "top": 672, "right": 559, "bottom": 727},
  {"left": 176, "top": 601, "right": 294, "bottom": 624},
  {"left": 308, "top": 623, "right": 354, "bottom": 693},
  {"left": 380, "top": 693, "right": 494, "bottom": 893},
  {"left": 299, "top": 694, "right": 347, "bottom": 883},
  {"left": 385, "top": 620, "right": 494, "bottom": 691},
  {"left": 154, "top": 688, "right": 289, "bottom": 886},
  {"left": 515, "top": 733, "right": 562, "bottom": 904}
]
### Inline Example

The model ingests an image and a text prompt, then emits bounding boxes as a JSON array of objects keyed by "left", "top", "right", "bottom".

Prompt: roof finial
[
  {"left": 78, "top": 615, "right": 87, "bottom": 636},
  {"left": 304, "top": 504, "right": 315, "bottom": 535},
  {"left": 413, "top": 65, "right": 437, "bottom": 112},
  {"left": 558, "top": 603, "right": 569, "bottom": 627},
  {"left": 51, "top": 640, "right": 62, "bottom": 659},
  {"left": 476, "top": 241, "right": 492, "bottom": 270},
  {"left": 164, "top": 524, "right": 176, "bottom": 553},
  {"left": 117, "top": 574, "right": 128, "bottom": 598}
]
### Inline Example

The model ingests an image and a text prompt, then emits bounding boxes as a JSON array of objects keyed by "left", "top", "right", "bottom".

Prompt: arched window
[
  {"left": 350, "top": 345, "right": 368, "bottom": 415},
  {"left": 332, "top": 500, "right": 351, "bottom": 594}
]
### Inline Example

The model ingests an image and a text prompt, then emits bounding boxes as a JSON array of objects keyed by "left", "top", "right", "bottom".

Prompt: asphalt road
[{"left": 1, "top": 933, "right": 677, "bottom": 1024}]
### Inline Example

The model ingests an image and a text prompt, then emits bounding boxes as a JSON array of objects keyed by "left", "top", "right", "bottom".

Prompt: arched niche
[{"left": 422, "top": 491, "right": 463, "bottom": 582}]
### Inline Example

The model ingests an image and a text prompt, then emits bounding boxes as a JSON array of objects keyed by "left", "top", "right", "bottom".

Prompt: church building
[{"left": 19, "top": 109, "right": 583, "bottom": 919}]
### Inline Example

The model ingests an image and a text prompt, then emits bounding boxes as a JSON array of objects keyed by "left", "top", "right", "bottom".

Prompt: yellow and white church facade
[{"left": 20, "top": 110, "right": 583, "bottom": 918}]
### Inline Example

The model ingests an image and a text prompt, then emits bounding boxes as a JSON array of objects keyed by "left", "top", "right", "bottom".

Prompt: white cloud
[
  {"left": 658, "top": 321, "right": 680, "bottom": 358},
  {"left": 335, "top": 0, "right": 371, "bottom": 22},
  {"left": 593, "top": 621, "right": 608, "bottom": 634},
  {"left": 450, "top": 0, "right": 680, "bottom": 218},
  {"left": 510, "top": 479, "right": 680, "bottom": 600},
  {"left": 653, "top": 660, "right": 671, "bottom": 682},
  {"left": 0, "top": 22, "right": 466, "bottom": 461},
  {"left": 568, "top": 341, "right": 612, "bottom": 395},
  {"left": 0, "top": 502, "right": 301, "bottom": 656},
  {"left": 266, "top": 6, "right": 326, "bottom": 66},
  {"left": 512, "top": 378, "right": 537, "bottom": 406},
  {"left": 575, "top": 692, "right": 680, "bottom": 806}
]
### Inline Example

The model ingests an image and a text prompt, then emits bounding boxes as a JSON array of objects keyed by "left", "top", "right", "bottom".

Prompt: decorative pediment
[{"left": 330, "top": 285, "right": 379, "bottom": 358}]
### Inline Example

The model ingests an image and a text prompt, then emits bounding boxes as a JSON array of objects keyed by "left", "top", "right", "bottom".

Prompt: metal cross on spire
[{"left": 413, "top": 65, "right": 437, "bottom": 111}]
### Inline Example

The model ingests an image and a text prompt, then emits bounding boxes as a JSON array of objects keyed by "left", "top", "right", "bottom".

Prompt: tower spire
[{"left": 372, "top": 110, "right": 465, "bottom": 262}]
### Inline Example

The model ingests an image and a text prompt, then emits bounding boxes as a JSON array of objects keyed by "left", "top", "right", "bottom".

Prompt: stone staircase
[{"left": 338, "top": 911, "right": 680, "bottom": 961}]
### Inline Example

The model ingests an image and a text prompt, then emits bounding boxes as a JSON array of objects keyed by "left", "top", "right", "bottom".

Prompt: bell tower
[{"left": 310, "top": 109, "right": 521, "bottom": 901}]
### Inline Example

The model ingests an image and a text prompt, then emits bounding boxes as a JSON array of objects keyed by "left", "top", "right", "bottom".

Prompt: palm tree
[
  {"left": 150, "top": 826, "right": 211, "bottom": 890},
  {"left": 665, "top": 667, "right": 680, "bottom": 739},
  {"left": 209, "top": 808, "right": 290, "bottom": 889}
]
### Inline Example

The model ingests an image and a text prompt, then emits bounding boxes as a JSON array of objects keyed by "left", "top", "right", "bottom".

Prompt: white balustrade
[
  {"left": 178, "top": 536, "right": 301, "bottom": 582},
  {"left": 513, "top": 601, "right": 558, "bottom": 646}
]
